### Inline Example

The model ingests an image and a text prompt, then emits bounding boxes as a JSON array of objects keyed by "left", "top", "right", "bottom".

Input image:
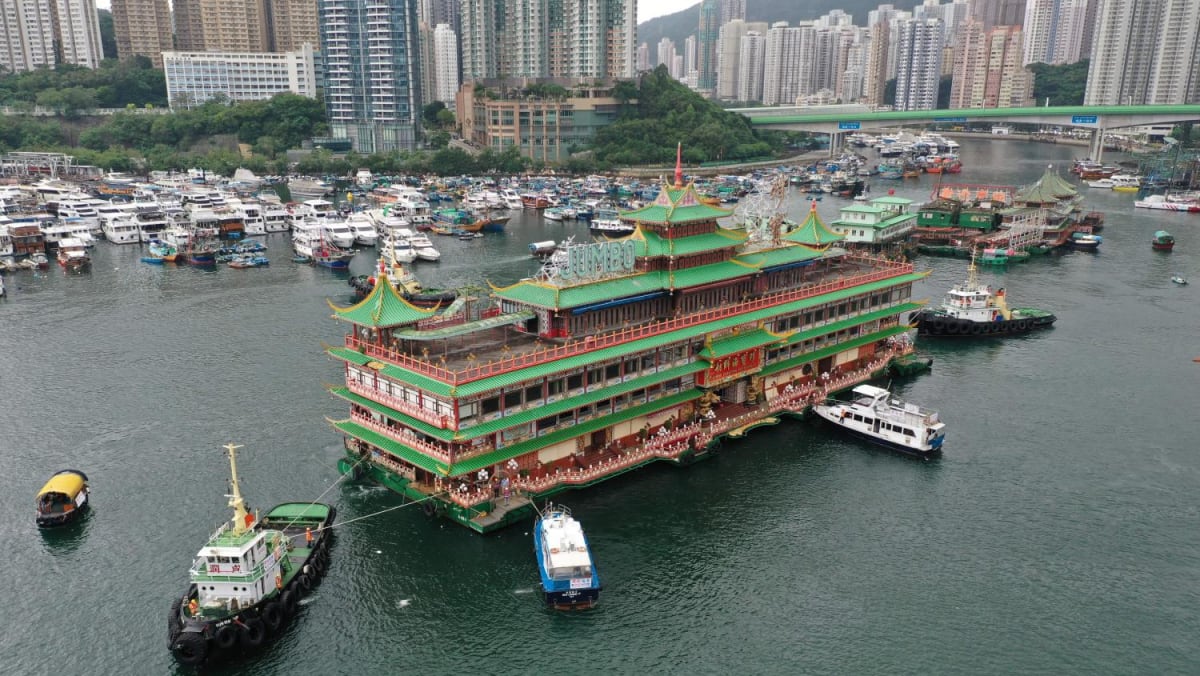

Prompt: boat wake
[
  {"left": 396, "top": 599, "right": 412, "bottom": 608},
  {"left": 512, "top": 588, "right": 537, "bottom": 595}
]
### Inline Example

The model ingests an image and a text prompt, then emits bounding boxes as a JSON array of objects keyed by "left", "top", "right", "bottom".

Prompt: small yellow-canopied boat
[{"left": 36, "top": 470, "right": 90, "bottom": 528}]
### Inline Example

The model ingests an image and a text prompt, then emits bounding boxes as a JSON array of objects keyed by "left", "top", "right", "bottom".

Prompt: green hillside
[{"left": 639, "top": 0, "right": 921, "bottom": 58}]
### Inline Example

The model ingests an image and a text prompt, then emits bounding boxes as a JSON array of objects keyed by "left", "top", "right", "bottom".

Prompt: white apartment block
[
  {"left": 1146, "top": 0, "right": 1200, "bottom": 104},
  {"left": 460, "top": 0, "right": 499, "bottom": 80},
  {"left": 762, "top": 22, "right": 809, "bottom": 106},
  {"left": 736, "top": 30, "right": 765, "bottom": 103},
  {"left": 1023, "top": 0, "right": 1089, "bottom": 66},
  {"left": 894, "top": 18, "right": 943, "bottom": 111},
  {"left": 0, "top": 0, "right": 56, "bottom": 73},
  {"left": 52, "top": 0, "right": 103, "bottom": 69},
  {"left": 715, "top": 19, "right": 767, "bottom": 101},
  {"left": 506, "top": 0, "right": 547, "bottom": 78},
  {"left": 433, "top": 23, "right": 459, "bottom": 110},
  {"left": 1084, "top": 0, "right": 1164, "bottom": 105},
  {"left": 163, "top": 44, "right": 318, "bottom": 109}
]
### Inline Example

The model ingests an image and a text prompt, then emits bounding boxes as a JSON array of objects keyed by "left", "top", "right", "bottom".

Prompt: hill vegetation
[
  {"left": 638, "top": 0, "right": 920, "bottom": 58},
  {"left": 1029, "top": 60, "right": 1089, "bottom": 106},
  {"left": 0, "top": 57, "right": 166, "bottom": 112},
  {"left": 589, "top": 66, "right": 775, "bottom": 166}
]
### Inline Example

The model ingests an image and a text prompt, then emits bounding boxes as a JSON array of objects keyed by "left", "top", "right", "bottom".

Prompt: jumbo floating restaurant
[{"left": 326, "top": 163, "right": 928, "bottom": 532}]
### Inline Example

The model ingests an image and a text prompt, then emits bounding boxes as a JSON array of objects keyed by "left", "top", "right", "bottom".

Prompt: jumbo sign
[{"left": 558, "top": 240, "right": 637, "bottom": 281}]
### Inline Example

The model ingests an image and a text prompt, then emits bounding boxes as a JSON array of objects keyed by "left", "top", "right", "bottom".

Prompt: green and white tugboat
[{"left": 167, "top": 443, "right": 335, "bottom": 666}]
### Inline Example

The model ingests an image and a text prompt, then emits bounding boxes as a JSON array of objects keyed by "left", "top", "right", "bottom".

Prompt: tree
[
  {"left": 423, "top": 101, "right": 447, "bottom": 127},
  {"left": 97, "top": 9, "right": 117, "bottom": 60},
  {"left": 1029, "top": 60, "right": 1089, "bottom": 106},
  {"left": 435, "top": 109, "right": 455, "bottom": 129}
]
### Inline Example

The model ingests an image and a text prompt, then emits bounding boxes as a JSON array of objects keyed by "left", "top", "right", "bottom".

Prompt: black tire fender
[
  {"left": 261, "top": 602, "right": 284, "bottom": 632},
  {"left": 214, "top": 624, "right": 239, "bottom": 651},
  {"left": 171, "top": 631, "right": 208, "bottom": 666},
  {"left": 239, "top": 617, "right": 266, "bottom": 648}
]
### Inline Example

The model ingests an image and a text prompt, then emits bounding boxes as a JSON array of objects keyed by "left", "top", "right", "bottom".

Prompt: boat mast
[{"left": 224, "top": 443, "right": 252, "bottom": 535}]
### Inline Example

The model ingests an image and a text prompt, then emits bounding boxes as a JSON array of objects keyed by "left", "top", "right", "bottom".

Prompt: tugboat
[
  {"left": 347, "top": 255, "right": 457, "bottom": 307},
  {"left": 915, "top": 252, "right": 1056, "bottom": 337},
  {"left": 167, "top": 444, "right": 334, "bottom": 666},
  {"left": 35, "top": 469, "right": 90, "bottom": 527},
  {"left": 533, "top": 504, "right": 601, "bottom": 610},
  {"left": 812, "top": 384, "right": 946, "bottom": 458}
]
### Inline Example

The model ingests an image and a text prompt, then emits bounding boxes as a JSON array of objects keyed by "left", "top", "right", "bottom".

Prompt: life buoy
[
  {"left": 214, "top": 624, "right": 239, "bottom": 651},
  {"left": 261, "top": 602, "right": 284, "bottom": 632},
  {"left": 275, "top": 573, "right": 283, "bottom": 590},
  {"left": 239, "top": 617, "right": 266, "bottom": 648},
  {"left": 171, "top": 631, "right": 208, "bottom": 665}
]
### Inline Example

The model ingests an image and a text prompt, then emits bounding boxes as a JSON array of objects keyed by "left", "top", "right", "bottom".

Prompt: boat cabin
[
  {"left": 540, "top": 515, "right": 593, "bottom": 580},
  {"left": 829, "top": 196, "right": 916, "bottom": 246},
  {"left": 191, "top": 529, "right": 282, "bottom": 612},
  {"left": 35, "top": 470, "right": 89, "bottom": 527}
]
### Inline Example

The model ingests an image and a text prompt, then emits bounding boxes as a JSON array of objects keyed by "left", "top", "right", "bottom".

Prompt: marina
[{"left": 3, "top": 139, "right": 1200, "bottom": 674}]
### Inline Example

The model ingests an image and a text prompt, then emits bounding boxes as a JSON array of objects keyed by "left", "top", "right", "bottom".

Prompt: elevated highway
[{"left": 733, "top": 104, "right": 1200, "bottom": 160}]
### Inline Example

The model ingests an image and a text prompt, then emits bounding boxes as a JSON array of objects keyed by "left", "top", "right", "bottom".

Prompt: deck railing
[
  {"left": 350, "top": 412, "right": 455, "bottom": 465},
  {"left": 347, "top": 380, "right": 452, "bottom": 429},
  {"left": 344, "top": 255, "right": 914, "bottom": 386}
]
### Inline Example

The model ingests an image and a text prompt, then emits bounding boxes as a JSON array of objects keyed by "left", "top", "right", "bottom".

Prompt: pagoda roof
[
  {"left": 698, "top": 327, "right": 786, "bottom": 359},
  {"left": 735, "top": 244, "right": 827, "bottom": 269},
  {"left": 869, "top": 196, "right": 913, "bottom": 205},
  {"left": 328, "top": 272, "right": 439, "bottom": 328},
  {"left": 621, "top": 181, "right": 734, "bottom": 224},
  {"left": 1016, "top": 166, "right": 1077, "bottom": 204},
  {"left": 632, "top": 225, "right": 746, "bottom": 257},
  {"left": 784, "top": 206, "right": 845, "bottom": 248}
]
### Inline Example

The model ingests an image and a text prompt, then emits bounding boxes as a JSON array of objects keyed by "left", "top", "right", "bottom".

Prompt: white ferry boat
[
  {"left": 533, "top": 505, "right": 601, "bottom": 610},
  {"left": 812, "top": 384, "right": 946, "bottom": 458}
]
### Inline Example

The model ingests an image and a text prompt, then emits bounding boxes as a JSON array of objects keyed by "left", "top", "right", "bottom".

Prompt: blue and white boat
[
  {"left": 533, "top": 505, "right": 601, "bottom": 610},
  {"left": 812, "top": 384, "right": 946, "bottom": 458}
]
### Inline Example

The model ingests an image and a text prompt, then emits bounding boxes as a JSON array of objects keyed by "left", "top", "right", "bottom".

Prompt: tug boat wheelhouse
[
  {"left": 328, "top": 153, "right": 928, "bottom": 533},
  {"left": 168, "top": 444, "right": 334, "bottom": 666},
  {"left": 533, "top": 505, "right": 601, "bottom": 609},
  {"left": 915, "top": 253, "right": 1055, "bottom": 337},
  {"left": 812, "top": 384, "right": 945, "bottom": 458}
]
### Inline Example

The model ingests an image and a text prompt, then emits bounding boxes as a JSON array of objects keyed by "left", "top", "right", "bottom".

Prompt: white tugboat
[
  {"left": 167, "top": 444, "right": 335, "bottom": 666},
  {"left": 812, "top": 384, "right": 946, "bottom": 458},
  {"left": 914, "top": 251, "right": 1056, "bottom": 337}
]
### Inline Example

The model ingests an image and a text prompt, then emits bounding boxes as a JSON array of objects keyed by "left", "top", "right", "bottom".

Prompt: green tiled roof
[
  {"left": 446, "top": 389, "right": 703, "bottom": 476},
  {"left": 735, "top": 245, "right": 827, "bottom": 269},
  {"left": 699, "top": 328, "right": 785, "bottom": 359},
  {"left": 830, "top": 213, "right": 917, "bottom": 231},
  {"left": 394, "top": 310, "right": 534, "bottom": 340},
  {"left": 785, "top": 207, "right": 845, "bottom": 247},
  {"left": 491, "top": 273, "right": 666, "bottom": 310},
  {"left": 329, "top": 272, "right": 439, "bottom": 328},
  {"left": 869, "top": 196, "right": 913, "bottom": 205},
  {"left": 1016, "top": 167, "right": 1077, "bottom": 204},
  {"left": 621, "top": 183, "right": 734, "bottom": 224},
  {"left": 330, "top": 273, "right": 928, "bottom": 398},
  {"left": 634, "top": 227, "right": 746, "bottom": 257},
  {"left": 332, "top": 420, "right": 450, "bottom": 475},
  {"left": 759, "top": 324, "right": 912, "bottom": 377},
  {"left": 839, "top": 204, "right": 886, "bottom": 214}
]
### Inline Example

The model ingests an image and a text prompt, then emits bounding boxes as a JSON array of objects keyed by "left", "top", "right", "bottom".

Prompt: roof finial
[
  {"left": 674, "top": 142, "right": 683, "bottom": 188},
  {"left": 810, "top": 199, "right": 818, "bottom": 212}
]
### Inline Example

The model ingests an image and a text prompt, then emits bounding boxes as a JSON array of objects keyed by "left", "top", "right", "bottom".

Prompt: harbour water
[{"left": 2, "top": 140, "right": 1199, "bottom": 674}]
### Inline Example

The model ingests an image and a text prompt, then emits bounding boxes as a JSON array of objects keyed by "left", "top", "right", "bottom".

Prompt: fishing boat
[
  {"left": 915, "top": 252, "right": 1056, "bottom": 337},
  {"left": 227, "top": 255, "right": 269, "bottom": 269},
  {"left": 35, "top": 469, "right": 90, "bottom": 527},
  {"left": 55, "top": 237, "right": 90, "bottom": 271},
  {"left": 811, "top": 384, "right": 946, "bottom": 458},
  {"left": 533, "top": 505, "right": 601, "bottom": 610},
  {"left": 167, "top": 444, "right": 334, "bottom": 666},
  {"left": 142, "top": 239, "right": 183, "bottom": 264},
  {"left": 1152, "top": 230, "right": 1175, "bottom": 251}
]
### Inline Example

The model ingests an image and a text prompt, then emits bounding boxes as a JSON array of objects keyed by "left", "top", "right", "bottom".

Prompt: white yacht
[
  {"left": 134, "top": 206, "right": 170, "bottom": 243},
  {"left": 42, "top": 218, "right": 97, "bottom": 247},
  {"left": 812, "top": 385, "right": 946, "bottom": 458},
  {"left": 322, "top": 219, "right": 356, "bottom": 249},
  {"left": 0, "top": 220, "right": 14, "bottom": 257},
  {"left": 500, "top": 188, "right": 524, "bottom": 210},
  {"left": 101, "top": 212, "right": 142, "bottom": 244},
  {"left": 262, "top": 204, "right": 291, "bottom": 233},
  {"left": 345, "top": 214, "right": 379, "bottom": 246},
  {"left": 392, "top": 191, "right": 432, "bottom": 227},
  {"left": 377, "top": 227, "right": 417, "bottom": 263},
  {"left": 187, "top": 208, "right": 221, "bottom": 238},
  {"left": 400, "top": 228, "right": 441, "bottom": 262},
  {"left": 234, "top": 200, "right": 266, "bottom": 235}
]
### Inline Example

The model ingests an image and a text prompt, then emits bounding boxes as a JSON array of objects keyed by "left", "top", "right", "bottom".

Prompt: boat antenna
[{"left": 225, "top": 443, "right": 253, "bottom": 535}]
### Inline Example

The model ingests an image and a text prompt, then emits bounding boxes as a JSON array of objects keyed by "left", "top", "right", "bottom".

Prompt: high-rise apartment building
[
  {"left": 636, "top": 42, "right": 649, "bottom": 72},
  {"left": 762, "top": 22, "right": 806, "bottom": 106},
  {"left": 1022, "top": 0, "right": 1090, "bottom": 66},
  {"left": 433, "top": 23, "right": 460, "bottom": 109},
  {"left": 715, "top": 19, "right": 767, "bottom": 101},
  {"left": 506, "top": 0, "right": 548, "bottom": 77},
  {"left": 1146, "top": 0, "right": 1200, "bottom": 104},
  {"left": 0, "top": 0, "right": 56, "bottom": 73},
  {"left": 951, "top": 21, "right": 1032, "bottom": 107},
  {"left": 319, "top": 0, "right": 422, "bottom": 152},
  {"left": 863, "top": 20, "right": 892, "bottom": 107},
  {"left": 894, "top": 18, "right": 944, "bottom": 110},
  {"left": 697, "top": 0, "right": 720, "bottom": 91},
  {"left": 163, "top": 44, "right": 318, "bottom": 109},
  {"left": 111, "top": 0, "right": 173, "bottom": 67},
  {"left": 267, "top": 0, "right": 321, "bottom": 52},
  {"left": 969, "top": 0, "right": 1026, "bottom": 29},
  {"left": 51, "top": 0, "right": 103, "bottom": 68},
  {"left": 1084, "top": 0, "right": 1163, "bottom": 105},
  {"left": 173, "top": 0, "right": 271, "bottom": 53},
  {"left": 736, "top": 30, "right": 765, "bottom": 103},
  {"left": 460, "top": 0, "right": 500, "bottom": 80},
  {"left": 719, "top": 0, "right": 745, "bottom": 24}
]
